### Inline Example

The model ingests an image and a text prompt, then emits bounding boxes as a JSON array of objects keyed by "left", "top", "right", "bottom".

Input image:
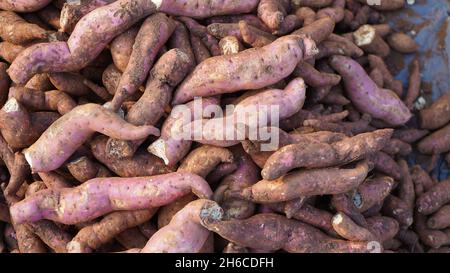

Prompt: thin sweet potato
[
  {"left": 10, "top": 172, "right": 213, "bottom": 225},
  {"left": 404, "top": 60, "right": 421, "bottom": 109},
  {"left": 172, "top": 34, "right": 317, "bottom": 104}
]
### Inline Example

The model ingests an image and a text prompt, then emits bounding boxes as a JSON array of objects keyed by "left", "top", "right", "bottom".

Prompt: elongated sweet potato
[
  {"left": 10, "top": 172, "right": 213, "bottom": 225},
  {"left": 331, "top": 193, "right": 367, "bottom": 227},
  {"left": 107, "top": 49, "right": 193, "bottom": 158},
  {"left": 293, "top": 60, "right": 341, "bottom": 88},
  {"left": 419, "top": 93, "right": 450, "bottom": 130},
  {"left": 329, "top": 55, "right": 411, "bottom": 126},
  {"left": 367, "top": 54, "right": 403, "bottom": 96},
  {"left": 233, "top": 160, "right": 370, "bottom": 203},
  {"left": 202, "top": 213, "right": 375, "bottom": 253},
  {"left": 0, "top": 42, "right": 25, "bottom": 63},
  {"left": 404, "top": 60, "right": 421, "bottom": 109},
  {"left": 178, "top": 145, "right": 234, "bottom": 178},
  {"left": 353, "top": 25, "right": 390, "bottom": 58},
  {"left": 9, "top": 87, "right": 76, "bottom": 115},
  {"left": 0, "top": 98, "right": 60, "bottom": 149},
  {"left": 148, "top": 97, "right": 219, "bottom": 166},
  {"left": 382, "top": 195, "right": 413, "bottom": 228},
  {"left": 366, "top": 216, "right": 399, "bottom": 243},
  {"left": 262, "top": 129, "right": 392, "bottom": 180},
  {"left": 172, "top": 34, "right": 317, "bottom": 104},
  {"left": 416, "top": 179, "right": 450, "bottom": 215},
  {"left": 417, "top": 124, "right": 450, "bottom": 155},
  {"left": 355, "top": 0, "right": 405, "bottom": 11},
  {"left": 387, "top": 32, "right": 419, "bottom": 53},
  {"left": 190, "top": 35, "right": 211, "bottom": 63},
  {"left": 427, "top": 205, "right": 450, "bottom": 230},
  {"left": 239, "top": 20, "right": 276, "bottom": 47},
  {"left": 0, "top": 11, "right": 50, "bottom": 44},
  {"left": 110, "top": 13, "right": 176, "bottom": 111},
  {"left": 0, "top": 62, "right": 9, "bottom": 107},
  {"left": 110, "top": 26, "right": 138, "bottom": 72},
  {"left": 67, "top": 208, "right": 157, "bottom": 253},
  {"left": 292, "top": 17, "right": 335, "bottom": 44},
  {"left": 415, "top": 211, "right": 450, "bottom": 249},
  {"left": 23, "top": 103, "right": 159, "bottom": 173},
  {"left": 257, "top": 0, "right": 289, "bottom": 30},
  {"left": 142, "top": 199, "right": 222, "bottom": 253}
]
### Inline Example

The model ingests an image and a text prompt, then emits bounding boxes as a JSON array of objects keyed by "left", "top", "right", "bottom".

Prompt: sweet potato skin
[
  {"left": 142, "top": 199, "right": 222, "bottom": 253},
  {"left": 0, "top": 0, "right": 52, "bottom": 12},
  {"left": 238, "top": 160, "right": 370, "bottom": 203},
  {"left": 0, "top": 62, "right": 9, "bottom": 107},
  {"left": 416, "top": 179, "right": 450, "bottom": 215},
  {"left": 329, "top": 55, "right": 411, "bottom": 126},
  {"left": 262, "top": 129, "right": 392, "bottom": 180},
  {"left": 173, "top": 35, "right": 317, "bottom": 104},
  {"left": 355, "top": 177, "right": 394, "bottom": 212},
  {"left": 110, "top": 26, "right": 139, "bottom": 72},
  {"left": 23, "top": 103, "right": 159, "bottom": 173},
  {"left": 419, "top": 93, "right": 450, "bottom": 130},
  {"left": 202, "top": 213, "right": 374, "bottom": 253},
  {"left": 10, "top": 173, "right": 213, "bottom": 225}
]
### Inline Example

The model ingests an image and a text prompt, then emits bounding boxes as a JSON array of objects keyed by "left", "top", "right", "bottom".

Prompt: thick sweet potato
[
  {"left": 262, "top": 129, "right": 392, "bottom": 180},
  {"left": 257, "top": 0, "right": 289, "bottom": 30},
  {"left": 416, "top": 179, "right": 450, "bottom": 215},
  {"left": 23, "top": 103, "right": 159, "bottom": 173},
  {"left": 201, "top": 213, "right": 375, "bottom": 253},
  {"left": 66, "top": 155, "right": 111, "bottom": 183},
  {"left": 355, "top": 177, "right": 395, "bottom": 212},
  {"left": 329, "top": 55, "right": 411, "bottom": 126},
  {"left": 141, "top": 200, "right": 222, "bottom": 253},
  {"left": 0, "top": 11, "right": 50, "bottom": 44},
  {"left": 110, "top": 13, "right": 175, "bottom": 111},
  {"left": 67, "top": 208, "right": 157, "bottom": 253},
  {"left": 10, "top": 172, "right": 213, "bottom": 225},
  {"left": 172, "top": 35, "right": 317, "bottom": 104},
  {"left": 355, "top": 0, "right": 405, "bottom": 11},
  {"left": 234, "top": 160, "right": 370, "bottom": 203},
  {"left": 0, "top": 98, "right": 60, "bottom": 149},
  {"left": 427, "top": 205, "right": 450, "bottom": 230},
  {"left": 417, "top": 124, "right": 450, "bottom": 155},
  {"left": 110, "top": 26, "right": 138, "bottom": 72},
  {"left": 387, "top": 32, "right": 419, "bottom": 53},
  {"left": 332, "top": 212, "right": 377, "bottom": 242},
  {"left": 382, "top": 195, "right": 413, "bottom": 228}
]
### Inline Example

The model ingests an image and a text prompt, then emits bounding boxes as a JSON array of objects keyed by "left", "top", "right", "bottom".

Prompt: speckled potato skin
[
  {"left": 141, "top": 199, "right": 223, "bottom": 253},
  {"left": 262, "top": 129, "right": 392, "bottom": 180},
  {"left": 172, "top": 35, "right": 317, "bottom": 105},
  {"left": 23, "top": 103, "right": 159, "bottom": 173},
  {"left": 240, "top": 160, "right": 370, "bottom": 203},
  {"left": 329, "top": 55, "right": 411, "bottom": 126},
  {"left": 159, "top": 0, "right": 259, "bottom": 19},
  {"left": 356, "top": 177, "right": 395, "bottom": 212},
  {"left": 419, "top": 93, "right": 450, "bottom": 130},
  {"left": 202, "top": 213, "right": 375, "bottom": 253},
  {"left": 0, "top": 0, "right": 52, "bottom": 12},
  {"left": 416, "top": 179, "right": 450, "bottom": 215},
  {"left": 110, "top": 26, "right": 139, "bottom": 72},
  {"left": 10, "top": 173, "right": 213, "bottom": 225}
]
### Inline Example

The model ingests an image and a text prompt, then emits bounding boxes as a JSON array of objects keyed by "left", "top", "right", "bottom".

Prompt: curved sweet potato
[
  {"left": 172, "top": 35, "right": 317, "bottom": 104},
  {"left": 23, "top": 103, "right": 159, "bottom": 173},
  {"left": 329, "top": 55, "right": 411, "bottom": 126},
  {"left": 10, "top": 173, "right": 213, "bottom": 225}
]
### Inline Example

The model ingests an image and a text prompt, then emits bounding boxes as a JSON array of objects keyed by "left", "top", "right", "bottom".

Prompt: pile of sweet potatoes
[{"left": 0, "top": 0, "right": 449, "bottom": 253}]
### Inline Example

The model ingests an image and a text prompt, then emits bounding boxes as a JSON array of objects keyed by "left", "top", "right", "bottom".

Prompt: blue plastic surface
[{"left": 387, "top": 1, "right": 450, "bottom": 180}]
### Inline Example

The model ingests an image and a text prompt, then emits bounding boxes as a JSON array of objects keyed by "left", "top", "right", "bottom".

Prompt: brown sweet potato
[
  {"left": 110, "top": 13, "right": 176, "bottom": 111},
  {"left": 190, "top": 34, "right": 211, "bottom": 63},
  {"left": 110, "top": 26, "right": 139, "bottom": 72},
  {"left": 66, "top": 156, "right": 111, "bottom": 183},
  {"left": 0, "top": 98, "right": 60, "bottom": 149},
  {"left": 331, "top": 193, "right": 367, "bottom": 227},
  {"left": 332, "top": 212, "right": 377, "bottom": 241},
  {"left": 142, "top": 199, "right": 222, "bottom": 253},
  {"left": 355, "top": 176, "right": 395, "bottom": 212},
  {"left": 0, "top": 11, "right": 50, "bottom": 44},
  {"left": 355, "top": 0, "right": 405, "bottom": 11},
  {"left": 416, "top": 179, "right": 450, "bottom": 215},
  {"left": 419, "top": 92, "right": 450, "bottom": 130},
  {"left": 9, "top": 87, "right": 76, "bottom": 115},
  {"left": 387, "top": 32, "right": 419, "bottom": 53},
  {"left": 0, "top": 42, "right": 25, "bottom": 63},
  {"left": 239, "top": 20, "right": 276, "bottom": 47},
  {"left": 202, "top": 213, "right": 374, "bottom": 253},
  {"left": 369, "top": 151, "right": 402, "bottom": 180},
  {"left": 219, "top": 36, "right": 244, "bottom": 55},
  {"left": 0, "top": 62, "right": 9, "bottom": 107},
  {"left": 10, "top": 172, "right": 213, "bottom": 225},
  {"left": 404, "top": 60, "right": 421, "bottom": 109},
  {"left": 257, "top": 0, "right": 289, "bottom": 30},
  {"left": 392, "top": 128, "right": 429, "bottom": 144},
  {"left": 417, "top": 124, "right": 450, "bottom": 155},
  {"left": 173, "top": 34, "right": 317, "bottom": 104},
  {"left": 234, "top": 160, "right": 370, "bottom": 203},
  {"left": 261, "top": 129, "right": 391, "bottom": 180},
  {"left": 67, "top": 208, "right": 157, "bottom": 253}
]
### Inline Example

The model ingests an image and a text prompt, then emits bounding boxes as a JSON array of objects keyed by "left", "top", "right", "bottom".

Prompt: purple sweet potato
[
  {"left": 416, "top": 179, "right": 450, "bottom": 215},
  {"left": 329, "top": 55, "right": 411, "bottom": 126},
  {"left": 417, "top": 124, "right": 450, "bottom": 155}
]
